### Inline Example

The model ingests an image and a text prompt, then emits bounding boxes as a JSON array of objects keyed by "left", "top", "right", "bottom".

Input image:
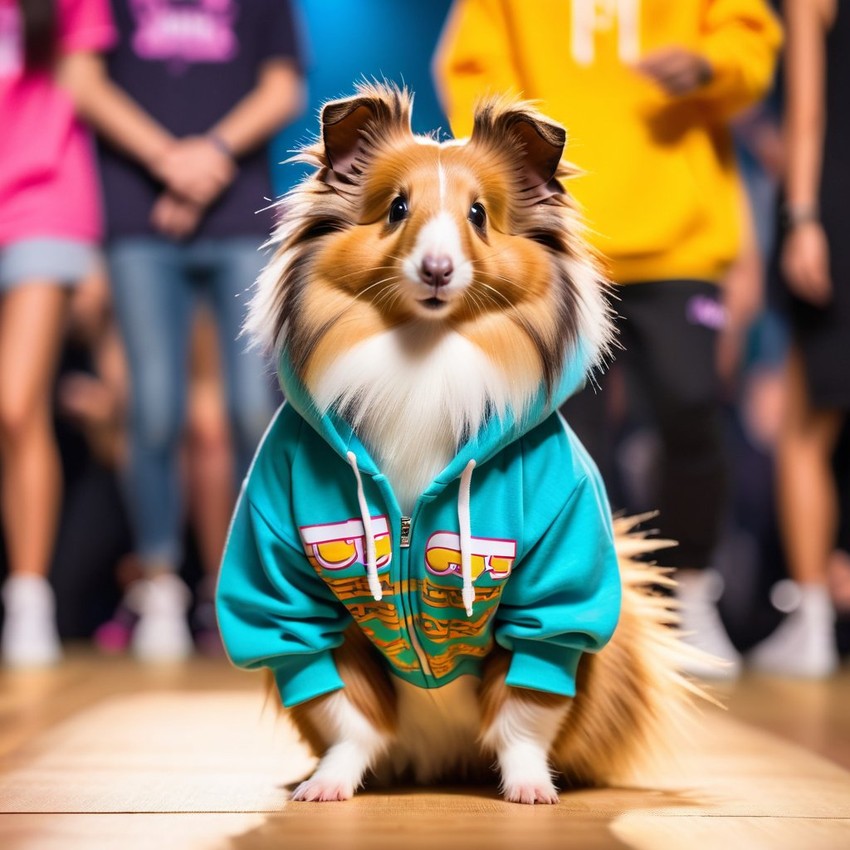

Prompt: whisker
[
  {"left": 356, "top": 275, "right": 402, "bottom": 302},
  {"left": 475, "top": 280, "right": 513, "bottom": 306},
  {"left": 333, "top": 265, "right": 402, "bottom": 283}
]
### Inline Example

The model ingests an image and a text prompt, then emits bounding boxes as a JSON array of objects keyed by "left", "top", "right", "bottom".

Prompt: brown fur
[
  {"left": 288, "top": 625, "right": 398, "bottom": 752},
  {"left": 479, "top": 648, "right": 571, "bottom": 732}
]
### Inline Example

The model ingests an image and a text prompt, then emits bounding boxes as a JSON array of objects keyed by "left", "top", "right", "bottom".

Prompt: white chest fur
[{"left": 312, "top": 325, "right": 526, "bottom": 513}]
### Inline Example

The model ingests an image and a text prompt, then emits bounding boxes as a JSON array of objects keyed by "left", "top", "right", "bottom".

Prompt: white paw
[
  {"left": 290, "top": 776, "right": 354, "bottom": 802},
  {"left": 496, "top": 741, "right": 560, "bottom": 804},
  {"left": 501, "top": 777, "right": 559, "bottom": 805}
]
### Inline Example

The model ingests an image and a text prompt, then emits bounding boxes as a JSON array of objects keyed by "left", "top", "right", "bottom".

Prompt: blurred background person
[
  {"left": 748, "top": 0, "right": 848, "bottom": 677},
  {"left": 436, "top": 0, "right": 782, "bottom": 677},
  {"left": 91, "top": 0, "right": 304, "bottom": 661},
  {"left": 18, "top": 0, "right": 305, "bottom": 662},
  {"left": 0, "top": 0, "right": 115, "bottom": 667}
]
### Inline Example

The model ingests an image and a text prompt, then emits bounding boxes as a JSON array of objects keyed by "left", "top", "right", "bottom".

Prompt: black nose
[{"left": 419, "top": 254, "right": 454, "bottom": 288}]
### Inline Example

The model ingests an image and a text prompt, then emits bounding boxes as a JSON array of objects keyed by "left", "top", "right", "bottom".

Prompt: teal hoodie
[{"left": 216, "top": 346, "right": 621, "bottom": 708}]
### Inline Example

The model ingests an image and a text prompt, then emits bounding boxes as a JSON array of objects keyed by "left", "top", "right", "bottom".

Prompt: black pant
[{"left": 561, "top": 280, "right": 727, "bottom": 570}]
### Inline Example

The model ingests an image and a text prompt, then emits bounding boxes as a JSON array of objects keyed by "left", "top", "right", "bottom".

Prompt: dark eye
[
  {"left": 468, "top": 202, "right": 486, "bottom": 230},
  {"left": 388, "top": 196, "right": 409, "bottom": 224}
]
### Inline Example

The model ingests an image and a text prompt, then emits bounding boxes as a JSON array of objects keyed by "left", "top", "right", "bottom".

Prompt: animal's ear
[
  {"left": 320, "top": 85, "right": 412, "bottom": 180},
  {"left": 471, "top": 100, "right": 567, "bottom": 202}
]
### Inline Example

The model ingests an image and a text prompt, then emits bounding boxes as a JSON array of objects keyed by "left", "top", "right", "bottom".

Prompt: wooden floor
[{"left": 1, "top": 648, "right": 849, "bottom": 850}]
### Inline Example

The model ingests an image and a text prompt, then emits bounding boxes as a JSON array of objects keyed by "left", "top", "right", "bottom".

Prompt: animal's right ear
[{"left": 320, "top": 85, "right": 413, "bottom": 181}]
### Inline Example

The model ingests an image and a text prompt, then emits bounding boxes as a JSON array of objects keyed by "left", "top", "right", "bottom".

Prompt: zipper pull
[{"left": 399, "top": 516, "right": 411, "bottom": 548}]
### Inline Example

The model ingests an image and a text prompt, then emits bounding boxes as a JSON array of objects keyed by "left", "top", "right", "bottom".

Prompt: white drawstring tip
[
  {"left": 347, "top": 451, "right": 382, "bottom": 603},
  {"left": 462, "top": 585, "right": 475, "bottom": 618},
  {"left": 458, "top": 458, "right": 478, "bottom": 618}
]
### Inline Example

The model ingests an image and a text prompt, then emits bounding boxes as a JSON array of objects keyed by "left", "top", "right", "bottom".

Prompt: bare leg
[
  {"left": 0, "top": 283, "right": 68, "bottom": 577},
  {"left": 749, "top": 348, "right": 843, "bottom": 676},
  {"left": 777, "top": 349, "right": 844, "bottom": 586},
  {"left": 185, "top": 313, "right": 234, "bottom": 578}
]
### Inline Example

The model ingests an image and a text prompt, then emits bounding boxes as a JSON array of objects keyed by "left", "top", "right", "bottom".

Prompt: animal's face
[
  {"left": 312, "top": 139, "right": 553, "bottom": 326},
  {"left": 248, "top": 84, "right": 611, "bottom": 398}
]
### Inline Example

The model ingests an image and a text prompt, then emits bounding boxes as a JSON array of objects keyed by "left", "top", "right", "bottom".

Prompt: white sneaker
[
  {"left": 1, "top": 574, "right": 63, "bottom": 668},
  {"left": 125, "top": 573, "right": 193, "bottom": 662},
  {"left": 748, "top": 583, "right": 839, "bottom": 678},
  {"left": 675, "top": 569, "right": 742, "bottom": 680}
]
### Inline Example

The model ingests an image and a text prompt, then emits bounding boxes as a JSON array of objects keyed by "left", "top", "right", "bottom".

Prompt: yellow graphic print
[
  {"left": 298, "top": 518, "right": 519, "bottom": 680},
  {"left": 299, "top": 516, "right": 416, "bottom": 669},
  {"left": 300, "top": 516, "right": 392, "bottom": 573},
  {"left": 425, "top": 532, "right": 516, "bottom": 583}
]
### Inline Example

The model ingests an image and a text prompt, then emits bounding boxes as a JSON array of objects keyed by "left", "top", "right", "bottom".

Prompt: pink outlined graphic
[
  {"left": 424, "top": 531, "right": 516, "bottom": 583},
  {"left": 299, "top": 516, "right": 392, "bottom": 573}
]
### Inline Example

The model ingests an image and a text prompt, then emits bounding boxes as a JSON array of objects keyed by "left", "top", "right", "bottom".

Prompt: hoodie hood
[{"left": 276, "top": 334, "right": 600, "bottom": 500}]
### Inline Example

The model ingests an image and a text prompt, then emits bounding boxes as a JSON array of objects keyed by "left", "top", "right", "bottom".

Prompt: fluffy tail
[{"left": 552, "top": 514, "right": 721, "bottom": 787}]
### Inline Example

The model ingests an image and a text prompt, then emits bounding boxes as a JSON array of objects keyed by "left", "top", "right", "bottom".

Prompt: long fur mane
[{"left": 244, "top": 83, "right": 614, "bottom": 408}]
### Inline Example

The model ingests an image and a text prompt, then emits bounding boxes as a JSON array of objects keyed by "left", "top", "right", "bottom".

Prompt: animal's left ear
[{"left": 471, "top": 101, "right": 567, "bottom": 202}]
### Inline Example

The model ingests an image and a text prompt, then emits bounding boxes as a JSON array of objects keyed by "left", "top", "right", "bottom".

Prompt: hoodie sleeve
[
  {"left": 695, "top": 0, "right": 783, "bottom": 119},
  {"left": 216, "top": 494, "right": 349, "bottom": 708},
  {"left": 494, "top": 471, "right": 621, "bottom": 698}
]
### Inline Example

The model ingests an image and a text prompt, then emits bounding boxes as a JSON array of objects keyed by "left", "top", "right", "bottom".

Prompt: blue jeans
[{"left": 109, "top": 236, "right": 276, "bottom": 569}]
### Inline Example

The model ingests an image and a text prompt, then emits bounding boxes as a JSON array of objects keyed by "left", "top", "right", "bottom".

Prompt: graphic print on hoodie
[{"left": 216, "top": 338, "right": 623, "bottom": 708}]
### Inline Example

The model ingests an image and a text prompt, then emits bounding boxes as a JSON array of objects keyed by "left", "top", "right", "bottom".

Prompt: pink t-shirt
[{"left": 0, "top": 0, "right": 115, "bottom": 245}]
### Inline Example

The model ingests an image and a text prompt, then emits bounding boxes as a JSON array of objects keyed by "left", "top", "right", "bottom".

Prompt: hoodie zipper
[{"left": 397, "top": 512, "right": 432, "bottom": 677}]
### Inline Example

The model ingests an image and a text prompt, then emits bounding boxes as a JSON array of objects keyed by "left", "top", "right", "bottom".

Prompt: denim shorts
[{"left": 0, "top": 238, "right": 99, "bottom": 289}]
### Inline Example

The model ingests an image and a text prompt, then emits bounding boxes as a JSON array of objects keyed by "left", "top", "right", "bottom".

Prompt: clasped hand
[{"left": 150, "top": 135, "right": 236, "bottom": 240}]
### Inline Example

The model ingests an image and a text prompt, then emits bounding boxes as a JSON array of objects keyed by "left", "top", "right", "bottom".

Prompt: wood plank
[
  {"left": 722, "top": 672, "right": 850, "bottom": 770},
  {"left": 1, "top": 689, "right": 849, "bottom": 818},
  {"left": 1, "top": 653, "right": 848, "bottom": 850},
  {"left": 1, "top": 812, "right": 848, "bottom": 850}
]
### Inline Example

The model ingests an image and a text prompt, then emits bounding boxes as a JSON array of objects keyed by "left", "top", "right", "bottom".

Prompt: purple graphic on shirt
[
  {"left": 130, "top": 0, "right": 239, "bottom": 70},
  {"left": 685, "top": 294, "right": 727, "bottom": 331}
]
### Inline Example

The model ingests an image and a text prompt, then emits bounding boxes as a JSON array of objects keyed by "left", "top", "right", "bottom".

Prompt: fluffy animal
[{"left": 216, "top": 83, "right": 707, "bottom": 805}]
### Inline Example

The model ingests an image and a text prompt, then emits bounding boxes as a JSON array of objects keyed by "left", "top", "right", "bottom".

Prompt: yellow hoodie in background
[{"left": 436, "top": 0, "right": 782, "bottom": 284}]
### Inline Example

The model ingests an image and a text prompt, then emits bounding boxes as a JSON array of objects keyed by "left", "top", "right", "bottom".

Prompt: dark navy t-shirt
[{"left": 99, "top": 0, "right": 302, "bottom": 240}]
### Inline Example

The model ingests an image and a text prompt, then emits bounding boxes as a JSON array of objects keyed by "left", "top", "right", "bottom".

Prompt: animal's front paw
[
  {"left": 290, "top": 776, "right": 354, "bottom": 802},
  {"left": 498, "top": 744, "right": 560, "bottom": 805},
  {"left": 501, "top": 776, "right": 559, "bottom": 805}
]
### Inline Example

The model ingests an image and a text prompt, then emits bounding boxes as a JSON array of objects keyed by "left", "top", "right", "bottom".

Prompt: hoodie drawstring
[
  {"left": 347, "top": 451, "right": 383, "bottom": 602},
  {"left": 347, "top": 451, "right": 477, "bottom": 616},
  {"left": 458, "top": 459, "right": 477, "bottom": 617}
]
